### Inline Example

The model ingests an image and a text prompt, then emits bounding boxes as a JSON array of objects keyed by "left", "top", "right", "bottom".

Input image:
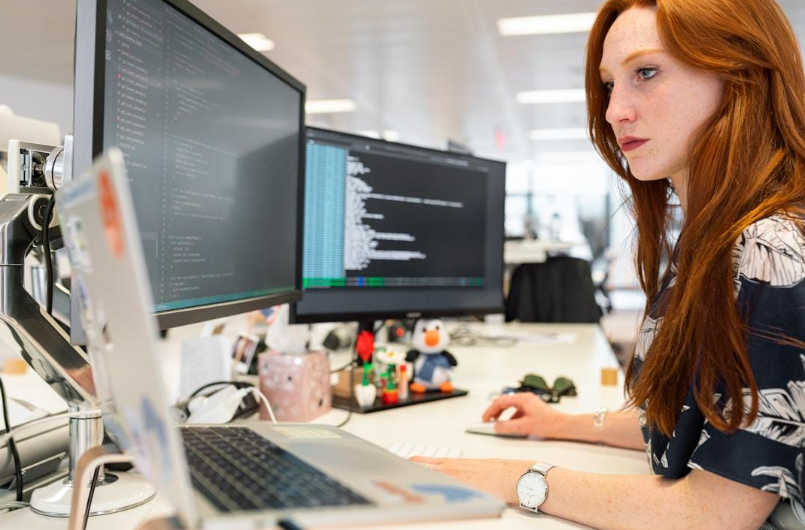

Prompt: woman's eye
[
  {"left": 603, "top": 82, "right": 614, "bottom": 95},
  {"left": 636, "top": 67, "right": 658, "bottom": 81}
]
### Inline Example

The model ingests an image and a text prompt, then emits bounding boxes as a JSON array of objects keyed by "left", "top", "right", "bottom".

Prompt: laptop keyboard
[{"left": 181, "top": 426, "right": 372, "bottom": 512}]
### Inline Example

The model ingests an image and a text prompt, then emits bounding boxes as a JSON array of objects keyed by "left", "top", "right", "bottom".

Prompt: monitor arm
[
  {"left": 0, "top": 192, "right": 110, "bottom": 510},
  {"left": 0, "top": 131, "right": 152, "bottom": 516},
  {"left": 0, "top": 193, "right": 97, "bottom": 407}
]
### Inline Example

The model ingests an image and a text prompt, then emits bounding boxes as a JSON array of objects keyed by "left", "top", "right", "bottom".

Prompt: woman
[{"left": 413, "top": 0, "right": 805, "bottom": 528}]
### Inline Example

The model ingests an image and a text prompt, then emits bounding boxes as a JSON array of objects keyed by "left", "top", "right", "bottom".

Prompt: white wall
[{"left": 0, "top": 73, "right": 73, "bottom": 135}]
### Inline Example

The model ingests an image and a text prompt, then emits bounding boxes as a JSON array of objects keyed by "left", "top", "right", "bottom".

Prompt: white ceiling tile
[{"left": 3, "top": 0, "right": 805, "bottom": 164}]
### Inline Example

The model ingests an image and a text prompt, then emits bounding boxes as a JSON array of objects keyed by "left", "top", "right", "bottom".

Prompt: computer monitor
[
  {"left": 72, "top": 0, "right": 306, "bottom": 342},
  {"left": 292, "top": 127, "right": 506, "bottom": 325}
]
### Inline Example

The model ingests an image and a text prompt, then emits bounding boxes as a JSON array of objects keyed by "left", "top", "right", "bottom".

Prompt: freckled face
[{"left": 599, "top": 7, "right": 723, "bottom": 186}]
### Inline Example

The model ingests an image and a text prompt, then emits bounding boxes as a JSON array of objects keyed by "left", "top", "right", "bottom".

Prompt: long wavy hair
[{"left": 586, "top": 0, "right": 805, "bottom": 436}]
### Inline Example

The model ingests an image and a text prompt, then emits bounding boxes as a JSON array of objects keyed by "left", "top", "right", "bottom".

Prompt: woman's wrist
[
  {"left": 508, "top": 460, "right": 561, "bottom": 509},
  {"left": 547, "top": 413, "right": 601, "bottom": 443},
  {"left": 505, "top": 460, "right": 537, "bottom": 505}
]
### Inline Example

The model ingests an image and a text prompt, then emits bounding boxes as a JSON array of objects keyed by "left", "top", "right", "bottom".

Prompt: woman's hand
[
  {"left": 482, "top": 392, "right": 568, "bottom": 438},
  {"left": 409, "top": 456, "right": 532, "bottom": 505}
]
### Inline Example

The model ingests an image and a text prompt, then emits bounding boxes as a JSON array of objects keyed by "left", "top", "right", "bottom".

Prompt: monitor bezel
[
  {"left": 290, "top": 126, "right": 506, "bottom": 325},
  {"left": 73, "top": 0, "right": 306, "bottom": 338}
]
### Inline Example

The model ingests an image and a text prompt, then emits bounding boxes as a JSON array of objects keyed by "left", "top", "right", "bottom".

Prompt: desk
[
  {"left": 0, "top": 323, "right": 649, "bottom": 530},
  {"left": 504, "top": 240, "right": 578, "bottom": 265}
]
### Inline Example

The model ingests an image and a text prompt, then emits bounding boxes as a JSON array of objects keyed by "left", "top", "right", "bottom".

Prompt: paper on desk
[
  {"left": 178, "top": 336, "right": 233, "bottom": 402},
  {"left": 0, "top": 398, "right": 49, "bottom": 431},
  {"left": 493, "top": 331, "right": 576, "bottom": 344}
]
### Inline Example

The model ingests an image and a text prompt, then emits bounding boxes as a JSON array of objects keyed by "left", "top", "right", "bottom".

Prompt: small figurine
[
  {"left": 381, "top": 365, "right": 399, "bottom": 405},
  {"left": 372, "top": 345, "right": 405, "bottom": 382},
  {"left": 372, "top": 346, "right": 406, "bottom": 405},
  {"left": 406, "top": 319, "right": 457, "bottom": 393},
  {"left": 355, "top": 330, "right": 375, "bottom": 365},
  {"left": 398, "top": 364, "right": 409, "bottom": 400},
  {"left": 354, "top": 363, "right": 377, "bottom": 408}
]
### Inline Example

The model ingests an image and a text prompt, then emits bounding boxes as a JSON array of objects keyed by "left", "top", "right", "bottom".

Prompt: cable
[
  {"left": 0, "top": 378, "right": 23, "bottom": 502},
  {"left": 0, "top": 501, "right": 29, "bottom": 513},
  {"left": 277, "top": 518, "right": 306, "bottom": 530},
  {"left": 82, "top": 466, "right": 100, "bottom": 530},
  {"left": 249, "top": 388, "right": 277, "bottom": 424},
  {"left": 42, "top": 195, "right": 56, "bottom": 316},
  {"left": 335, "top": 359, "right": 354, "bottom": 429},
  {"left": 449, "top": 325, "right": 517, "bottom": 348},
  {"left": 188, "top": 380, "right": 252, "bottom": 399},
  {"left": 329, "top": 358, "right": 355, "bottom": 374}
]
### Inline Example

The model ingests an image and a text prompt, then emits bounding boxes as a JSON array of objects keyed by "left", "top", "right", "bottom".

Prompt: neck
[{"left": 669, "top": 171, "right": 688, "bottom": 215}]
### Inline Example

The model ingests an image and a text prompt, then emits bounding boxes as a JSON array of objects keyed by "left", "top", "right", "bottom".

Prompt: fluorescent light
[
  {"left": 354, "top": 130, "right": 400, "bottom": 141},
  {"left": 528, "top": 128, "right": 588, "bottom": 141},
  {"left": 535, "top": 151, "right": 599, "bottom": 164},
  {"left": 237, "top": 33, "right": 275, "bottom": 52},
  {"left": 517, "top": 89, "right": 585, "bottom": 104},
  {"left": 382, "top": 130, "right": 400, "bottom": 142},
  {"left": 498, "top": 12, "right": 597, "bottom": 36},
  {"left": 305, "top": 99, "right": 357, "bottom": 114}
]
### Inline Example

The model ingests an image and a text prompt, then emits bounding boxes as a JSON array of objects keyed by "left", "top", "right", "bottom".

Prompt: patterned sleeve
[{"left": 687, "top": 216, "right": 805, "bottom": 514}]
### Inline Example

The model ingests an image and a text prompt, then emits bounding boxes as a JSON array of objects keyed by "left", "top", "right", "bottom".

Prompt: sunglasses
[{"left": 506, "top": 374, "right": 578, "bottom": 404}]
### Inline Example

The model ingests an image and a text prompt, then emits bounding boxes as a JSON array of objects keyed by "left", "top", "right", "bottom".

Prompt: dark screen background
[
  {"left": 103, "top": 0, "right": 301, "bottom": 311},
  {"left": 348, "top": 150, "right": 486, "bottom": 279}
]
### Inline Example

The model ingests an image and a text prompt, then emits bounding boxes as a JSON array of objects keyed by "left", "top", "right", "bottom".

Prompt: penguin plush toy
[{"left": 406, "top": 319, "right": 457, "bottom": 393}]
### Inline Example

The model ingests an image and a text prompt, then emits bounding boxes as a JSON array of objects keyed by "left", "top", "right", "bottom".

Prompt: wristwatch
[{"left": 516, "top": 462, "right": 554, "bottom": 513}]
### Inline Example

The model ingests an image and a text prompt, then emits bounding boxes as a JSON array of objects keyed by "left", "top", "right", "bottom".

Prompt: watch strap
[{"left": 530, "top": 462, "right": 555, "bottom": 476}]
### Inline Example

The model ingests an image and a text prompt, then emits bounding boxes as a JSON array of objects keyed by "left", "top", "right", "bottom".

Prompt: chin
[{"left": 627, "top": 165, "right": 668, "bottom": 183}]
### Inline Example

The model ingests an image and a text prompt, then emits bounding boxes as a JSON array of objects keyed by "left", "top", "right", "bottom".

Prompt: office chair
[{"left": 505, "top": 256, "right": 602, "bottom": 324}]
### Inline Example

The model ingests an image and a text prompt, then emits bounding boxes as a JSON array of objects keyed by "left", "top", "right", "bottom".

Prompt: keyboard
[
  {"left": 387, "top": 441, "right": 463, "bottom": 459},
  {"left": 181, "top": 426, "right": 371, "bottom": 512}
]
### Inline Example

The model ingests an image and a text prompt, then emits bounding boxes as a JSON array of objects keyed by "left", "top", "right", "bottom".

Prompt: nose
[{"left": 605, "top": 85, "right": 637, "bottom": 126}]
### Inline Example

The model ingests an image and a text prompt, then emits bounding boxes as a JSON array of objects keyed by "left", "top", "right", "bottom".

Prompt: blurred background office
[{"left": 3, "top": 0, "right": 805, "bottom": 362}]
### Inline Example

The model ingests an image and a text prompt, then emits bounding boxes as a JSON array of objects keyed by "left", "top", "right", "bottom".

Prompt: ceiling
[{"left": 3, "top": 0, "right": 805, "bottom": 164}]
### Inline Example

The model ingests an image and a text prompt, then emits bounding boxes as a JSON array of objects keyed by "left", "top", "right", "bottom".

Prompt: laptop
[{"left": 56, "top": 148, "right": 505, "bottom": 529}]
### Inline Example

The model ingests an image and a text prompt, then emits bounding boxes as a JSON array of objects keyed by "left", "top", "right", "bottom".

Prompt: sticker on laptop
[
  {"left": 408, "top": 484, "right": 490, "bottom": 504},
  {"left": 273, "top": 426, "right": 342, "bottom": 439},
  {"left": 62, "top": 215, "right": 92, "bottom": 273},
  {"left": 372, "top": 481, "right": 425, "bottom": 505},
  {"left": 58, "top": 174, "right": 97, "bottom": 209},
  {"left": 98, "top": 170, "right": 125, "bottom": 258},
  {"left": 123, "top": 396, "right": 174, "bottom": 486}
]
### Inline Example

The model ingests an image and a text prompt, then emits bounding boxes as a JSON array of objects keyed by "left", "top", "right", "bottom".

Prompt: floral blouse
[{"left": 632, "top": 214, "right": 805, "bottom": 521}]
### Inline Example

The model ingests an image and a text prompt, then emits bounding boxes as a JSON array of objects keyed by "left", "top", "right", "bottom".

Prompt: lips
[{"left": 618, "top": 136, "right": 648, "bottom": 153}]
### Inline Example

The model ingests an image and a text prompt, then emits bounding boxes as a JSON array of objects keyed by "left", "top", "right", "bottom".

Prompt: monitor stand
[{"left": 333, "top": 320, "right": 469, "bottom": 414}]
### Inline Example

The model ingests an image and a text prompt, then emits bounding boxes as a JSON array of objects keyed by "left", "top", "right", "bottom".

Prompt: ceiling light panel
[
  {"left": 528, "top": 128, "right": 588, "bottom": 141},
  {"left": 497, "top": 13, "right": 597, "bottom": 36},
  {"left": 305, "top": 99, "right": 357, "bottom": 114},
  {"left": 516, "top": 89, "right": 586, "bottom": 104},
  {"left": 237, "top": 32, "right": 275, "bottom": 52}
]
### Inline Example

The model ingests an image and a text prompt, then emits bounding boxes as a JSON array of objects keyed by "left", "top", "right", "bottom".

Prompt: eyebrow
[{"left": 599, "top": 48, "right": 665, "bottom": 77}]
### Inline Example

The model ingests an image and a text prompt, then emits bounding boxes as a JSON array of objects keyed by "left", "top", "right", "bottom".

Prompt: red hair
[{"left": 586, "top": 0, "right": 805, "bottom": 436}]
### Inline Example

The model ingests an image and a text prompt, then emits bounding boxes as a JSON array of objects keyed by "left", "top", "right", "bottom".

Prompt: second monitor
[{"left": 293, "top": 127, "right": 506, "bottom": 325}]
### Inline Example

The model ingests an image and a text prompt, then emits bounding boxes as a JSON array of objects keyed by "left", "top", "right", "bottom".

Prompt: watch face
[{"left": 517, "top": 472, "right": 548, "bottom": 508}]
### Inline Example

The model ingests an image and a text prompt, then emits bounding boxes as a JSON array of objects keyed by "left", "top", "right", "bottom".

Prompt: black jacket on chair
[{"left": 505, "top": 256, "right": 601, "bottom": 323}]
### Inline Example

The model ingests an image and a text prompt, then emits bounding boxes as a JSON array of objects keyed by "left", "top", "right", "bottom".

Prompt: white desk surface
[
  {"left": 0, "top": 323, "right": 649, "bottom": 530},
  {"left": 504, "top": 240, "right": 578, "bottom": 264}
]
